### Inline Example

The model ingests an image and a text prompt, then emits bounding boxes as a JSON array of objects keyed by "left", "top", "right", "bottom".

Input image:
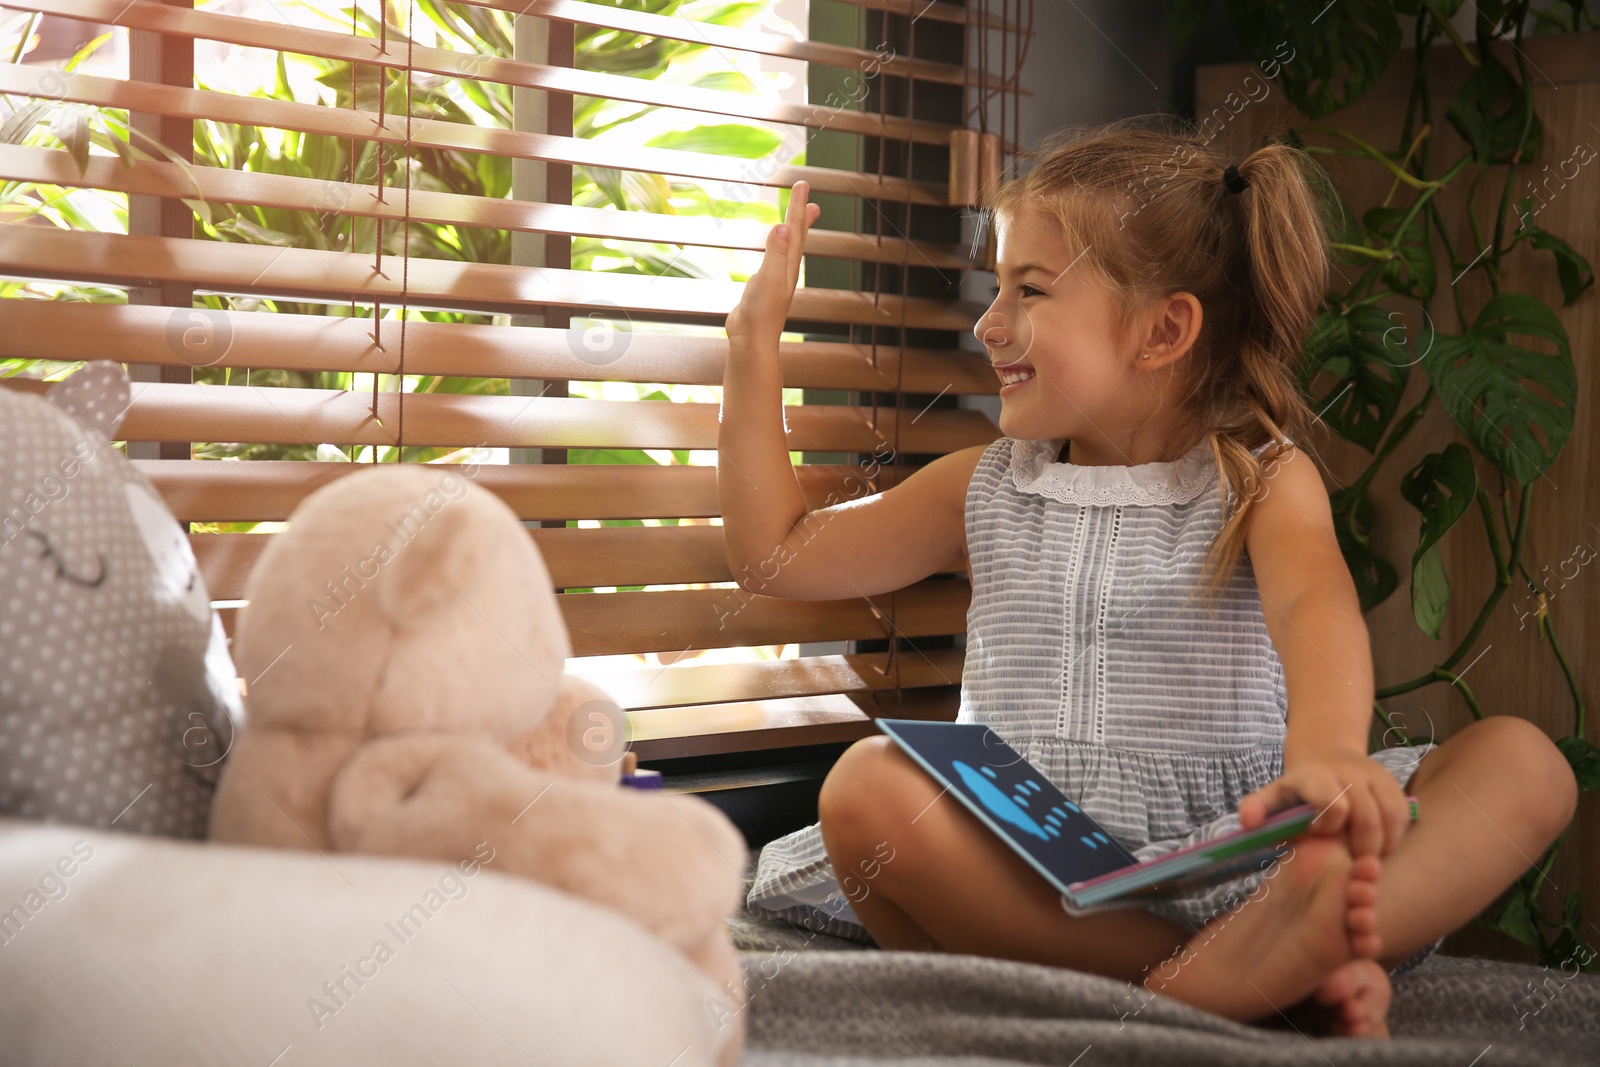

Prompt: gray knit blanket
[
  {"left": 736, "top": 948, "right": 1600, "bottom": 1065},
  {"left": 732, "top": 905, "right": 1600, "bottom": 1065}
]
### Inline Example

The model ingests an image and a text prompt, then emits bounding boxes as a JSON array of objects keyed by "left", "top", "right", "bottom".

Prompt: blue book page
[{"left": 874, "top": 719, "right": 1138, "bottom": 891}]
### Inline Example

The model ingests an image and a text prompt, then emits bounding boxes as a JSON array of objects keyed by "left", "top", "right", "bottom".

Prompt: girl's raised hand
[{"left": 726, "top": 180, "right": 821, "bottom": 353}]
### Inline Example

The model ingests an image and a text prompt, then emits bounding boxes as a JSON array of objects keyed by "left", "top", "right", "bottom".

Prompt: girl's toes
[
  {"left": 1344, "top": 857, "right": 1381, "bottom": 959},
  {"left": 1354, "top": 969, "right": 1392, "bottom": 1038},
  {"left": 1342, "top": 997, "right": 1368, "bottom": 1036},
  {"left": 1348, "top": 902, "right": 1377, "bottom": 934},
  {"left": 1314, "top": 961, "right": 1359, "bottom": 1006},
  {"left": 1348, "top": 899, "right": 1381, "bottom": 958},
  {"left": 1350, "top": 929, "right": 1383, "bottom": 959},
  {"left": 1314, "top": 959, "right": 1392, "bottom": 1038}
]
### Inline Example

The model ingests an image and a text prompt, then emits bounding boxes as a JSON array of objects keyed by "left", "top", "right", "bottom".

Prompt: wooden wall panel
[{"left": 1199, "top": 32, "right": 1599, "bottom": 964}]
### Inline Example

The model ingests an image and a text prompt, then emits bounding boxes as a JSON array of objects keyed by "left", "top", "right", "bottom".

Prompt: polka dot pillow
[{"left": 0, "top": 362, "right": 242, "bottom": 839}]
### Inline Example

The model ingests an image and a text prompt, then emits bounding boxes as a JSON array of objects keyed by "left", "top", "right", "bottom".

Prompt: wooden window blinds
[{"left": 0, "top": 0, "right": 1032, "bottom": 760}]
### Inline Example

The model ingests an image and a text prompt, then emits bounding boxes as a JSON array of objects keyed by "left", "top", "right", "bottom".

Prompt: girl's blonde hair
[{"left": 985, "top": 118, "right": 1330, "bottom": 600}]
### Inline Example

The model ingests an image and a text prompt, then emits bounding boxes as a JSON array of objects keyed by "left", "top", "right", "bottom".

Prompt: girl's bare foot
[
  {"left": 1307, "top": 851, "right": 1391, "bottom": 1037},
  {"left": 1268, "top": 957, "right": 1392, "bottom": 1039},
  {"left": 1142, "top": 836, "right": 1382, "bottom": 1024}
]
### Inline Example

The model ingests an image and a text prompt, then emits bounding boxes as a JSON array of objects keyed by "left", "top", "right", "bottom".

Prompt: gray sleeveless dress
[{"left": 748, "top": 435, "right": 1443, "bottom": 976}]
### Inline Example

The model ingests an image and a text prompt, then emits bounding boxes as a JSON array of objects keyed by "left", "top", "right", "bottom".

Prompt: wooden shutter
[{"left": 0, "top": 0, "right": 1031, "bottom": 759}]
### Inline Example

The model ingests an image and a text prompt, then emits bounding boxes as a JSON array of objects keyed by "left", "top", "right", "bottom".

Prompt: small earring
[{"left": 1140, "top": 354, "right": 1151, "bottom": 360}]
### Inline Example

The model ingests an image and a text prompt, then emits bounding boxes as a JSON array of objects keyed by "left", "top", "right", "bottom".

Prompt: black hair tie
[{"left": 1222, "top": 164, "right": 1250, "bottom": 194}]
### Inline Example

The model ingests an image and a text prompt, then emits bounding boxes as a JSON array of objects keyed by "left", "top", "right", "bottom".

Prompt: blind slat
[
  {"left": 562, "top": 577, "right": 969, "bottom": 655},
  {"left": 0, "top": 302, "right": 1000, "bottom": 395},
  {"left": 0, "top": 144, "right": 974, "bottom": 270},
  {"left": 456, "top": 0, "right": 1023, "bottom": 93},
  {"left": 118, "top": 381, "right": 996, "bottom": 453},
  {"left": 17, "top": 0, "right": 972, "bottom": 146},
  {"left": 832, "top": 0, "right": 1022, "bottom": 31},
  {"left": 213, "top": 577, "right": 969, "bottom": 655},
  {"left": 627, "top": 695, "right": 875, "bottom": 760},
  {"left": 1, "top": 228, "right": 982, "bottom": 328},
  {"left": 627, "top": 685, "right": 959, "bottom": 760},
  {"left": 193, "top": 527, "right": 968, "bottom": 598},
  {"left": 141, "top": 460, "right": 916, "bottom": 523},
  {"left": 579, "top": 648, "right": 963, "bottom": 712},
  {"left": 0, "top": 64, "right": 949, "bottom": 206}
]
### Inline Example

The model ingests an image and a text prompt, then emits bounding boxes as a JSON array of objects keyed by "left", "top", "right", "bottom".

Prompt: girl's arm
[
  {"left": 718, "top": 181, "right": 981, "bottom": 601},
  {"left": 1233, "top": 446, "right": 1413, "bottom": 858}
]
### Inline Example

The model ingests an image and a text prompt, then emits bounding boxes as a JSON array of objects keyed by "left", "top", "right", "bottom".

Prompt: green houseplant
[
  {"left": 1169, "top": 0, "right": 1596, "bottom": 969},
  {"left": 1, "top": 1, "right": 796, "bottom": 533},
  {"left": 2, "top": 0, "right": 812, "bottom": 673}
]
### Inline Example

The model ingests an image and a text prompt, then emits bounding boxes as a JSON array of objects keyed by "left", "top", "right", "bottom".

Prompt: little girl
[{"left": 718, "top": 122, "right": 1578, "bottom": 1037}]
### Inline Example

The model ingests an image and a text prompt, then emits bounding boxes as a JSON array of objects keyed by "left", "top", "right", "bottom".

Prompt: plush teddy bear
[
  {"left": 207, "top": 463, "right": 749, "bottom": 1054},
  {"left": 0, "top": 363, "right": 241, "bottom": 840}
]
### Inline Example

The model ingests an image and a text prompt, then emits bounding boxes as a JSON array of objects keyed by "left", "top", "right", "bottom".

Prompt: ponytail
[{"left": 1196, "top": 143, "right": 1327, "bottom": 604}]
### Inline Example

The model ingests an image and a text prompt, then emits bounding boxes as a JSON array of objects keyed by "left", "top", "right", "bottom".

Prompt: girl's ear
[{"left": 1137, "top": 292, "right": 1203, "bottom": 370}]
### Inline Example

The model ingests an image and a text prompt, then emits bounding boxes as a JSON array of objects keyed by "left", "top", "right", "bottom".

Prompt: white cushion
[{"left": 0, "top": 819, "right": 736, "bottom": 1066}]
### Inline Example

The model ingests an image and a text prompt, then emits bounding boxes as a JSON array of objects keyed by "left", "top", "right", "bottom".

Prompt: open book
[{"left": 875, "top": 718, "right": 1418, "bottom": 915}]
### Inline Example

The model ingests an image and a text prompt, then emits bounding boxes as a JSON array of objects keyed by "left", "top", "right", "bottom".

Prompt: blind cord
[{"left": 397, "top": 0, "right": 416, "bottom": 462}]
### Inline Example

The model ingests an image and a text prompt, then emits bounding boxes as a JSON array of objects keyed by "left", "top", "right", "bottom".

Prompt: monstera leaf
[
  {"left": 1490, "top": 868, "right": 1546, "bottom": 951},
  {"left": 1363, "top": 205, "right": 1437, "bottom": 301},
  {"left": 1516, "top": 209, "right": 1596, "bottom": 307},
  {"left": 1469, "top": 0, "right": 1526, "bottom": 38},
  {"left": 1332, "top": 485, "right": 1399, "bottom": 610},
  {"left": 1302, "top": 302, "right": 1411, "bottom": 452},
  {"left": 1399, "top": 444, "right": 1478, "bottom": 638},
  {"left": 1541, "top": 905, "right": 1598, "bottom": 977},
  {"left": 1425, "top": 293, "right": 1576, "bottom": 486},
  {"left": 1557, "top": 736, "right": 1600, "bottom": 792},
  {"left": 1448, "top": 55, "right": 1542, "bottom": 165},
  {"left": 1227, "top": 0, "right": 1401, "bottom": 118}
]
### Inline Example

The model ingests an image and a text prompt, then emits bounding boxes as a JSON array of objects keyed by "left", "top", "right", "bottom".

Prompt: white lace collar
[{"left": 1007, "top": 437, "right": 1218, "bottom": 507}]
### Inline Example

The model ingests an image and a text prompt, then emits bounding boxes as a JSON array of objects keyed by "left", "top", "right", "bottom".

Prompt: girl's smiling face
[{"left": 974, "top": 202, "right": 1182, "bottom": 465}]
